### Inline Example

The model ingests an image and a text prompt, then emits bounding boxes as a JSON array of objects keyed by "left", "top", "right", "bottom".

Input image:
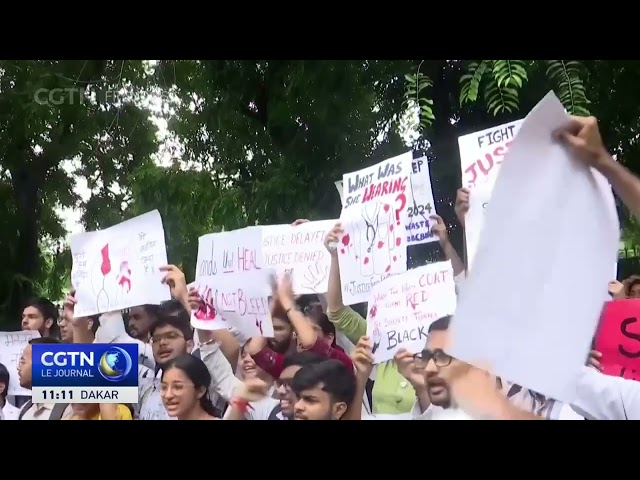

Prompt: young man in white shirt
[
  {"left": 16, "top": 337, "right": 73, "bottom": 420},
  {"left": 0, "top": 363, "right": 20, "bottom": 420},
  {"left": 138, "top": 305, "right": 242, "bottom": 420}
]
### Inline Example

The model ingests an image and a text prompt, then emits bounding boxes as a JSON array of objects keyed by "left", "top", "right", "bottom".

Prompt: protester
[
  {"left": 160, "top": 354, "right": 219, "bottom": 420},
  {"left": 225, "top": 351, "right": 325, "bottom": 420},
  {"left": 8, "top": 110, "right": 640, "bottom": 422},
  {"left": 21, "top": 297, "right": 58, "bottom": 338},
  {"left": 17, "top": 337, "right": 74, "bottom": 420},
  {"left": 291, "top": 359, "right": 356, "bottom": 420},
  {"left": 0, "top": 363, "right": 20, "bottom": 420}
]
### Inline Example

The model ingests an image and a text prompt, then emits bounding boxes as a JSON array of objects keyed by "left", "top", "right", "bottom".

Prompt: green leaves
[
  {"left": 403, "top": 70, "right": 435, "bottom": 127},
  {"left": 460, "top": 60, "right": 528, "bottom": 115},
  {"left": 545, "top": 60, "right": 590, "bottom": 116}
]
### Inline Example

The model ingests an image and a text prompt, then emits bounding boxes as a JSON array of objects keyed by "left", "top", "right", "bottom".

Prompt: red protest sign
[{"left": 595, "top": 299, "right": 640, "bottom": 381}]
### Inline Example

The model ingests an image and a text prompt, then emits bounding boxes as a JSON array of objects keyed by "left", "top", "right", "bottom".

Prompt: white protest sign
[
  {"left": 0, "top": 330, "right": 40, "bottom": 396},
  {"left": 71, "top": 210, "right": 171, "bottom": 317},
  {"left": 338, "top": 152, "right": 413, "bottom": 305},
  {"left": 262, "top": 220, "right": 336, "bottom": 295},
  {"left": 405, "top": 156, "right": 439, "bottom": 246},
  {"left": 192, "top": 227, "right": 274, "bottom": 338},
  {"left": 366, "top": 261, "right": 456, "bottom": 363},
  {"left": 449, "top": 92, "right": 620, "bottom": 403},
  {"left": 458, "top": 119, "right": 523, "bottom": 190}
]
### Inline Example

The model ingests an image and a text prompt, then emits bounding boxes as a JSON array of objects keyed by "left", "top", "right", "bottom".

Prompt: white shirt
[
  {"left": 18, "top": 403, "right": 73, "bottom": 420},
  {"left": 2, "top": 402, "right": 20, "bottom": 420},
  {"left": 411, "top": 402, "right": 477, "bottom": 420},
  {"left": 571, "top": 366, "right": 640, "bottom": 420},
  {"left": 139, "top": 341, "right": 242, "bottom": 420}
]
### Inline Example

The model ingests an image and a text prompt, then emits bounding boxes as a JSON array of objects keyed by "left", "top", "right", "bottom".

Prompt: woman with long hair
[{"left": 160, "top": 354, "right": 218, "bottom": 420}]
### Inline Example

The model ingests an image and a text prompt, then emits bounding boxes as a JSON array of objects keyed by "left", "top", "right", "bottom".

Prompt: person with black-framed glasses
[{"left": 399, "top": 316, "right": 553, "bottom": 420}]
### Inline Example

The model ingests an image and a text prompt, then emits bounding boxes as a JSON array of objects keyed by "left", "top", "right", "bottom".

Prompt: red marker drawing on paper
[
  {"left": 100, "top": 244, "right": 112, "bottom": 276},
  {"left": 117, "top": 261, "right": 132, "bottom": 293}
]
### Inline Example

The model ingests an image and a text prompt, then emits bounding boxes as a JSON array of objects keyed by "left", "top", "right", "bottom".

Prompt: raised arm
[
  {"left": 430, "top": 214, "right": 465, "bottom": 277},
  {"left": 557, "top": 115, "right": 640, "bottom": 217},
  {"left": 324, "top": 222, "right": 367, "bottom": 343}
]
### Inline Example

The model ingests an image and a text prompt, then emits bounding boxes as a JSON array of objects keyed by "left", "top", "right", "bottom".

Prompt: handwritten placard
[
  {"left": 0, "top": 330, "right": 40, "bottom": 396},
  {"left": 71, "top": 210, "right": 171, "bottom": 317},
  {"left": 595, "top": 299, "right": 640, "bottom": 381},
  {"left": 192, "top": 227, "right": 274, "bottom": 338},
  {"left": 458, "top": 119, "right": 523, "bottom": 190},
  {"left": 405, "top": 156, "right": 438, "bottom": 246},
  {"left": 338, "top": 152, "right": 413, "bottom": 305},
  {"left": 262, "top": 220, "right": 336, "bottom": 294},
  {"left": 366, "top": 261, "right": 456, "bottom": 363}
]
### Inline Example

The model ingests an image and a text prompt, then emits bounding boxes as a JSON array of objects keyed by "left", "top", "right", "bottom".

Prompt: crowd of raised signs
[{"left": 2, "top": 91, "right": 640, "bottom": 420}]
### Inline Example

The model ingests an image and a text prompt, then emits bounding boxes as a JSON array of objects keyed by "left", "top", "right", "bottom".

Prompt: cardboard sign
[{"left": 595, "top": 299, "right": 640, "bottom": 381}]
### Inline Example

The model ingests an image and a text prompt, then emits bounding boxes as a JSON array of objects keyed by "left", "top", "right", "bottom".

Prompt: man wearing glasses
[{"left": 401, "top": 317, "right": 572, "bottom": 420}]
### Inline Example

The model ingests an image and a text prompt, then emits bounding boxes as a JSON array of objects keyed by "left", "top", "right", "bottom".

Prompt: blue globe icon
[{"left": 98, "top": 346, "right": 133, "bottom": 382}]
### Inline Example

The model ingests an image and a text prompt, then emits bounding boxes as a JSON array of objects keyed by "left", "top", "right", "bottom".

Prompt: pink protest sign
[{"left": 595, "top": 299, "right": 640, "bottom": 381}]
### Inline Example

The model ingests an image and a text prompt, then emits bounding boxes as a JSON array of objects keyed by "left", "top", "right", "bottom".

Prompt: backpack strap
[
  {"left": 50, "top": 403, "right": 69, "bottom": 420},
  {"left": 18, "top": 400, "right": 33, "bottom": 420}
]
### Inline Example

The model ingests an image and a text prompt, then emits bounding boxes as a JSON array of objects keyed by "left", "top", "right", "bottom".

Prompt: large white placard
[
  {"left": 449, "top": 92, "right": 620, "bottom": 403},
  {"left": 192, "top": 227, "right": 274, "bottom": 339},
  {"left": 71, "top": 210, "right": 171, "bottom": 317},
  {"left": 262, "top": 220, "right": 336, "bottom": 295}
]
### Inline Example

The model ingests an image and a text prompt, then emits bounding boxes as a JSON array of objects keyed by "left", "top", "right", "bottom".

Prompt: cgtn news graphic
[{"left": 31, "top": 343, "right": 138, "bottom": 404}]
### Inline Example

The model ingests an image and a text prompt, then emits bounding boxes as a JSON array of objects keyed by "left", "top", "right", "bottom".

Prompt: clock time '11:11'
[{"left": 42, "top": 389, "right": 73, "bottom": 400}]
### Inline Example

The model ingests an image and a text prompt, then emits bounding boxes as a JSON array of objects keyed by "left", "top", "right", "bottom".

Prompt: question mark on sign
[{"left": 394, "top": 193, "right": 407, "bottom": 225}]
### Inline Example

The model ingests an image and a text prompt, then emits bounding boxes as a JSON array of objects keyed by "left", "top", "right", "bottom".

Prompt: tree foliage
[{"left": 0, "top": 59, "right": 639, "bottom": 327}]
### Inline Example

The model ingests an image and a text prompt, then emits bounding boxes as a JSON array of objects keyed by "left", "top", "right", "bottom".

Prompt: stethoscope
[{"left": 362, "top": 203, "right": 380, "bottom": 253}]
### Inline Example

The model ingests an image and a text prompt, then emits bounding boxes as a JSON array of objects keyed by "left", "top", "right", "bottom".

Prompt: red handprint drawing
[
  {"left": 117, "top": 260, "right": 132, "bottom": 293},
  {"left": 194, "top": 287, "right": 218, "bottom": 321}
]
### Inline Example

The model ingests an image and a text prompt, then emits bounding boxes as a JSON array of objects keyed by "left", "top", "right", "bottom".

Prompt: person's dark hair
[
  {"left": 282, "top": 351, "right": 324, "bottom": 371},
  {"left": 428, "top": 315, "right": 451, "bottom": 333},
  {"left": 291, "top": 359, "right": 356, "bottom": 407},
  {"left": 628, "top": 278, "right": 640, "bottom": 296},
  {"left": 29, "top": 337, "right": 61, "bottom": 345},
  {"left": 302, "top": 302, "right": 336, "bottom": 346},
  {"left": 0, "top": 363, "right": 9, "bottom": 401},
  {"left": 149, "top": 309, "right": 194, "bottom": 341},
  {"left": 162, "top": 354, "right": 217, "bottom": 417},
  {"left": 159, "top": 299, "right": 187, "bottom": 317},
  {"left": 295, "top": 294, "right": 320, "bottom": 312},
  {"left": 83, "top": 314, "right": 101, "bottom": 335},
  {"left": 24, "top": 297, "right": 58, "bottom": 323}
]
